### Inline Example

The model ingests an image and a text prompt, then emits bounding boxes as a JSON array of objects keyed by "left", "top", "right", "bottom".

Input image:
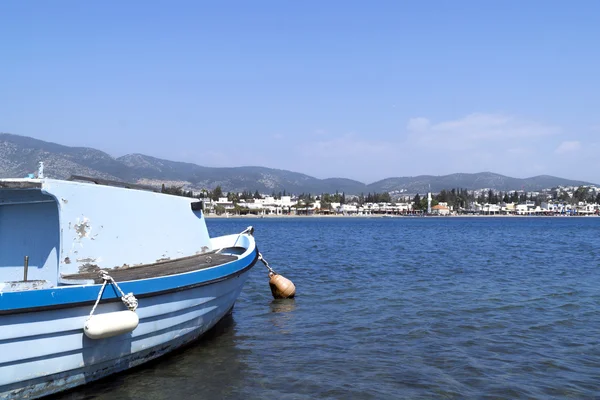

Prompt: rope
[
  {"left": 258, "top": 252, "right": 277, "bottom": 275},
  {"left": 209, "top": 225, "right": 278, "bottom": 277},
  {"left": 88, "top": 270, "right": 138, "bottom": 320},
  {"left": 235, "top": 226, "right": 277, "bottom": 275}
]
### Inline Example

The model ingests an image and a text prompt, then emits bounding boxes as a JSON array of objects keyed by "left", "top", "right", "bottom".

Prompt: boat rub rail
[{"left": 0, "top": 249, "right": 258, "bottom": 316}]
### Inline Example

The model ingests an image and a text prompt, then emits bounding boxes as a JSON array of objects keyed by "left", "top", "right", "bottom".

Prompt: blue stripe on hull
[
  {"left": 0, "top": 248, "right": 258, "bottom": 314},
  {"left": 0, "top": 269, "right": 251, "bottom": 400}
]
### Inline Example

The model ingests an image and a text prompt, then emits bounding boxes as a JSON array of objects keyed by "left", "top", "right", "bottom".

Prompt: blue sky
[{"left": 1, "top": 1, "right": 599, "bottom": 183}]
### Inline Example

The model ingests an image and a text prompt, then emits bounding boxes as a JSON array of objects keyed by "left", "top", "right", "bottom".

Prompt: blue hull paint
[
  {"left": 0, "top": 265, "right": 254, "bottom": 399},
  {"left": 0, "top": 177, "right": 260, "bottom": 399},
  {"left": 0, "top": 248, "right": 257, "bottom": 314}
]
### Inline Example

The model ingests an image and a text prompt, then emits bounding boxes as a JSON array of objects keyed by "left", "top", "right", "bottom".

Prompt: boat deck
[{"left": 61, "top": 251, "right": 240, "bottom": 284}]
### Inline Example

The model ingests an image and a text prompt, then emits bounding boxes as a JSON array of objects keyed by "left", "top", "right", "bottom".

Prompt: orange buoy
[{"left": 269, "top": 272, "right": 296, "bottom": 299}]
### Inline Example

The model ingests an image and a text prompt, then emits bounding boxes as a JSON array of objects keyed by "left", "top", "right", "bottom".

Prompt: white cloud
[
  {"left": 273, "top": 132, "right": 398, "bottom": 181},
  {"left": 300, "top": 133, "right": 391, "bottom": 158},
  {"left": 406, "top": 117, "right": 431, "bottom": 132},
  {"left": 395, "top": 112, "right": 571, "bottom": 179},
  {"left": 555, "top": 141, "right": 581, "bottom": 154},
  {"left": 407, "top": 113, "right": 559, "bottom": 147},
  {"left": 506, "top": 147, "right": 531, "bottom": 156},
  {"left": 266, "top": 113, "right": 591, "bottom": 182}
]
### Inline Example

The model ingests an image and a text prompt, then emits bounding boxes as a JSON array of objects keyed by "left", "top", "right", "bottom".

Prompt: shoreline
[{"left": 204, "top": 213, "right": 599, "bottom": 219}]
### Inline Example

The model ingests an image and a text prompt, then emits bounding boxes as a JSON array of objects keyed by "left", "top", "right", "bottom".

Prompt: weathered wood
[
  {"left": 61, "top": 251, "right": 239, "bottom": 283},
  {"left": 0, "top": 181, "right": 42, "bottom": 189}
]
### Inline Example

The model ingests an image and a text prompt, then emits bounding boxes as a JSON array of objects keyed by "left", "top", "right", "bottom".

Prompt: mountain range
[{"left": 0, "top": 133, "right": 596, "bottom": 195}]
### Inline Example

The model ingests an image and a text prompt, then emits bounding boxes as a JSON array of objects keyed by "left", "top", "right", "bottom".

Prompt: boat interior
[
  {"left": 60, "top": 250, "right": 241, "bottom": 284},
  {"left": 0, "top": 186, "right": 60, "bottom": 285},
  {"left": 1, "top": 178, "right": 245, "bottom": 289}
]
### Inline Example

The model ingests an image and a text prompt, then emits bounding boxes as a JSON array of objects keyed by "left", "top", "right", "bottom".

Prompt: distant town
[{"left": 163, "top": 184, "right": 600, "bottom": 217}]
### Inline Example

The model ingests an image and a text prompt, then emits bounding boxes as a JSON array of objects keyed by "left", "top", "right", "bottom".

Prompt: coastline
[{"left": 204, "top": 213, "right": 599, "bottom": 219}]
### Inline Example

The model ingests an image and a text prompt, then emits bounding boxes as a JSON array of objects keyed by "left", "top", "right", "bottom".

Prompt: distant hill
[
  {"left": 0, "top": 133, "right": 367, "bottom": 193},
  {"left": 0, "top": 133, "right": 596, "bottom": 194},
  {"left": 367, "top": 172, "right": 595, "bottom": 194},
  {"left": 0, "top": 133, "right": 126, "bottom": 181}
]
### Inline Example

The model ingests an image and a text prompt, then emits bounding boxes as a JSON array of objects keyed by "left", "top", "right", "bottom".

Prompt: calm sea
[{"left": 55, "top": 217, "right": 600, "bottom": 400}]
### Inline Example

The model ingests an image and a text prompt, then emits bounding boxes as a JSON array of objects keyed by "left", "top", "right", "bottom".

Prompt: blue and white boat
[{"left": 0, "top": 174, "right": 258, "bottom": 399}]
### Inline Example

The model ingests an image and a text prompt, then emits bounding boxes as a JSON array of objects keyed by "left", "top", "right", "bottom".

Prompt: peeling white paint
[
  {"left": 36, "top": 179, "right": 212, "bottom": 280},
  {"left": 73, "top": 217, "right": 92, "bottom": 239}
]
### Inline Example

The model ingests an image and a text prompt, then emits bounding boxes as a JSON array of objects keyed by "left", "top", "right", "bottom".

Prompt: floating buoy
[
  {"left": 257, "top": 251, "right": 296, "bottom": 299},
  {"left": 84, "top": 310, "right": 139, "bottom": 339},
  {"left": 269, "top": 272, "right": 296, "bottom": 299}
]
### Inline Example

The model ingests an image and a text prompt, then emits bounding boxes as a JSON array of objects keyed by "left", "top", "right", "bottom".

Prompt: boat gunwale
[
  {"left": 0, "top": 247, "right": 258, "bottom": 316},
  {"left": 0, "top": 179, "right": 42, "bottom": 189},
  {"left": 60, "top": 250, "right": 241, "bottom": 284}
]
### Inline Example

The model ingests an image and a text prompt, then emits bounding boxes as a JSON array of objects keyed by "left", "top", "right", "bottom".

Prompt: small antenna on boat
[
  {"left": 38, "top": 162, "right": 44, "bottom": 179},
  {"left": 23, "top": 256, "right": 29, "bottom": 282}
]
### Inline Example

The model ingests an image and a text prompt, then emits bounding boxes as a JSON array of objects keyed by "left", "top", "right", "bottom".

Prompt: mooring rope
[
  {"left": 88, "top": 270, "right": 138, "bottom": 320},
  {"left": 212, "top": 226, "right": 278, "bottom": 276},
  {"left": 258, "top": 252, "right": 277, "bottom": 275}
]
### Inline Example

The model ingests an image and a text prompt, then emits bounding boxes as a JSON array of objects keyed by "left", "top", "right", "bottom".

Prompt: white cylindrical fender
[{"left": 84, "top": 310, "right": 139, "bottom": 339}]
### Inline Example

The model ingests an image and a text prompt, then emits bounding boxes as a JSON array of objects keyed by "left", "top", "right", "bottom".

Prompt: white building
[
  {"left": 337, "top": 204, "right": 358, "bottom": 214},
  {"left": 431, "top": 204, "right": 450, "bottom": 215}
]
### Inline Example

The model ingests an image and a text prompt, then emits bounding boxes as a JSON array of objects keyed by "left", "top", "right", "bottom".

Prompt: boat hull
[
  {"left": 0, "top": 267, "right": 252, "bottom": 400},
  {"left": 0, "top": 177, "right": 259, "bottom": 398}
]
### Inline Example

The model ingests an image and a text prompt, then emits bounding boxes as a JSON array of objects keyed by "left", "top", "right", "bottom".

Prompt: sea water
[{"left": 55, "top": 217, "right": 600, "bottom": 399}]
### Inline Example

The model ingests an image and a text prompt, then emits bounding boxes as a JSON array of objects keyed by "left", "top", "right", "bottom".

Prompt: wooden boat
[{"left": 0, "top": 174, "right": 258, "bottom": 399}]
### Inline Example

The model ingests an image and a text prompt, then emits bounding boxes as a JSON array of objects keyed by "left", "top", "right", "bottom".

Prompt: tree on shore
[
  {"left": 362, "top": 192, "right": 391, "bottom": 204},
  {"left": 161, "top": 185, "right": 194, "bottom": 198},
  {"left": 412, "top": 194, "right": 421, "bottom": 210},
  {"left": 320, "top": 193, "right": 333, "bottom": 212},
  {"left": 431, "top": 188, "right": 474, "bottom": 209},
  {"left": 213, "top": 204, "right": 226, "bottom": 215},
  {"left": 227, "top": 191, "right": 239, "bottom": 202},
  {"left": 294, "top": 197, "right": 314, "bottom": 215},
  {"left": 211, "top": 185, "right": 223, "bottom": 201}
]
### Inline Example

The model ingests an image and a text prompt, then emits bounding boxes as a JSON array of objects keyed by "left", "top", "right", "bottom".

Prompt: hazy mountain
[
  {"left": 0, "top": 133, "right": 125, "bottom": 181},
  {"left": 0, "top": 133, "right": 367, "bottom": 193},
  {"left": 0, "top": 133, "right": 596, "bottom": 194},
  {"left": 367, "top": 172, "right": 596, "bottom": 194}
]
